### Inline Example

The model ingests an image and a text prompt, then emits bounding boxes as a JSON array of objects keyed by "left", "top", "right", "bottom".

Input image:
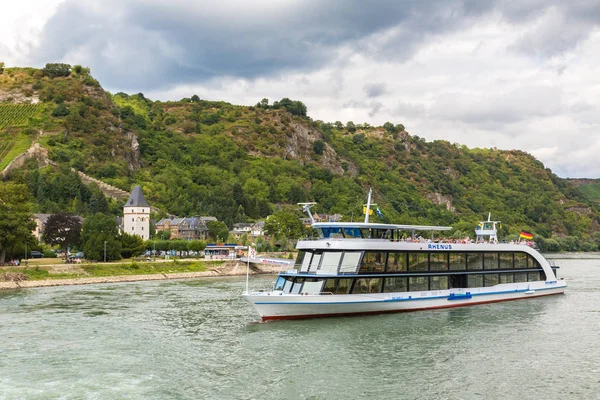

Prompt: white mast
[
  {"left": 298, "top": 202, "right": 317, "bottom": 224},
  {"left": 365, "top": 188, "right": 373, "bottom": 223}
]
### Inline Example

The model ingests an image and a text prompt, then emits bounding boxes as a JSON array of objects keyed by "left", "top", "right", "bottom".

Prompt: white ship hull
[{"left": 243, "top": 281, "right": 566, "bottom": 321}]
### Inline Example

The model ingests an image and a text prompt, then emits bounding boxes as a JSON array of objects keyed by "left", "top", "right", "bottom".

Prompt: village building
[
  {"left": 123, "top": 186, "right": 150, "bottom": 240},
  {"left": 32, "top": 213, "right": 52, "bottom": 242},
  {"left": 230, "top": 221, "right": 265, "bottom": 239},
  {"left": 154, "top": 216, "right": 217, "bottom": 240}
]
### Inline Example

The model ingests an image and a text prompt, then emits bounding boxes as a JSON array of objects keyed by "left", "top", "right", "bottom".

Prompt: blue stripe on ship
[{"left": 253, "top": 285, "right": 564, "bottom": 305}]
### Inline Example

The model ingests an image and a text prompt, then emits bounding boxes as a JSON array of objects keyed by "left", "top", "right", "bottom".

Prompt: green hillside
[
  {"left": 2, "top": 64, "right": 600, "bottom": 251},
  {"left": 573, "top": 182, "right": 600, "bottom": 203}
]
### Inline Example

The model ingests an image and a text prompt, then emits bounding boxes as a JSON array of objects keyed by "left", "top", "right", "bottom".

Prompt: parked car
[
  {"left": 29, "top": 251, "right": 44, "bottom": 258},
  {"left": 67, "top": 252, "right": 85, "bottom": 263}
]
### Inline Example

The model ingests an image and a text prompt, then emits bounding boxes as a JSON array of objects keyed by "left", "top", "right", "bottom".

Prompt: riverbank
[{"left": 0, "top": 261, "right": 282, "bottom": 290}]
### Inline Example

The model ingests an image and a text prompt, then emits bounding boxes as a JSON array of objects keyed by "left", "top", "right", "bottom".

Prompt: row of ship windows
[
  {"left": 276, "top": 271, "right": 546, "bottom": 295},
  {"left": 297, "top": 251, "right": 542, "bottom": 274}
]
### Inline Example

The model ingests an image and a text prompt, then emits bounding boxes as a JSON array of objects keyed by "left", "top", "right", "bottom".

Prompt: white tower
[{"left": 123, "top": 185, "right": 150, "bottom": 240}]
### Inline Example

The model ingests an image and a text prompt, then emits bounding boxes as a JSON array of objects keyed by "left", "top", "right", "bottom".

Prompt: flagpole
[{"left": 245, "top": 245, "right": 251, "bottom": 294}]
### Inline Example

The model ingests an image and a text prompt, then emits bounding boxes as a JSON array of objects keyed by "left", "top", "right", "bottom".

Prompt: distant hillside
[
  {"left": 566, "top": 179, "right": 600, "bottom": 204},
  {"left": 2, "top": 64, "right": 600, "bottom": 249}
]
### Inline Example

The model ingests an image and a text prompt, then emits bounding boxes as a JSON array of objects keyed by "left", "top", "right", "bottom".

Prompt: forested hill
[{"left": 1, "top": 64, "right": 600, "bottom": 249}]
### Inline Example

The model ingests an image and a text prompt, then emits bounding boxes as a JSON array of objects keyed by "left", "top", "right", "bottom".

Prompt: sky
[{"left": 2, "top": 0, "right": 600, "bottom": 178}]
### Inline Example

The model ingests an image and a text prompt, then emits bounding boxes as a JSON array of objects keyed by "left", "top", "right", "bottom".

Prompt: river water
[{"left": 0, "top": 257, "right": 598, "bottom": 399}]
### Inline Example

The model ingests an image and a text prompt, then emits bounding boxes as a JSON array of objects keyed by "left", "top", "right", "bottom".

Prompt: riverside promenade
[{"left": 0, "top": 259, "right": 283, "bottom": 290}]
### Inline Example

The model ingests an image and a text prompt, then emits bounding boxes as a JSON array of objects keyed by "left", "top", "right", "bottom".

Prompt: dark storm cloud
[{"left": 29, "top": 0, "right": 600, "bottom": 91}]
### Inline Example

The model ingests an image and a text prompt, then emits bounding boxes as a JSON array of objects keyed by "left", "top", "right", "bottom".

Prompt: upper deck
[{"left": 311, "top": 222, "right": 452, "bottom": 241}]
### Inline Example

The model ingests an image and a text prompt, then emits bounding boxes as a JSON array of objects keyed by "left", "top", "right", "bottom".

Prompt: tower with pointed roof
[{"left": 123, "top": 185, "right": 150, "bottom": 240}]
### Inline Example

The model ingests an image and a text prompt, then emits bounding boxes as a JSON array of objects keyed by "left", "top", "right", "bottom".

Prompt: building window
[
  {"left": 132, "top": 227, "right": 134, "bottom": 231},
  {"left": 142, "top": 209, "right": 144, "bottom": 213},
  {"left": 132, "top": 218, "right": 134, "bottom": 222},
  {"left": 141, "top": 227, "right": 144, "bottom": 231}
]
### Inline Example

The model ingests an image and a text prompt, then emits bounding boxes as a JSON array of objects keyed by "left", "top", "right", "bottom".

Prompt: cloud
[
  {"left": 24, "top": 0, "right": 507, "bottom": 91},
  {"left": 364, "top": 82, "right": 388, "bottom": 98},
  {"left": 7, "top": 0, "right": 600, "bottom": 177}
]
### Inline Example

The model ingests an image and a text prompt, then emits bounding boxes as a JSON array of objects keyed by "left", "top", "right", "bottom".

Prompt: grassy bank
[{"left": 1, "top": 260, "right": 223, "bottom": 281}]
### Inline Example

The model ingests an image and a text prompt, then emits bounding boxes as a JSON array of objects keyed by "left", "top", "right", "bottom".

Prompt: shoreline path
[{"left": 0, "top": 261, "right": 282, "bottom": 290}]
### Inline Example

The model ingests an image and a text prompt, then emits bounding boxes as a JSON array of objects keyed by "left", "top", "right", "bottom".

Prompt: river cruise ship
[{"left": 243, "top": 194, "right": 566, "bottom": 321}]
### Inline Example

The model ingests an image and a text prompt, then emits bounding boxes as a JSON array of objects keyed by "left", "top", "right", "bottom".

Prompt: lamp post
[
  {"left": 104, "top": 240, "right": 107, "bottom": 263},
  {"left": 25, "top": 241, "right": 28, "bottom": 266}
]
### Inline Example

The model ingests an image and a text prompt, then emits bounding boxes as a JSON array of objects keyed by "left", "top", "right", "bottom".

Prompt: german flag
[{"left": 520, "top": 230, "right": 533, "bottom": 240}]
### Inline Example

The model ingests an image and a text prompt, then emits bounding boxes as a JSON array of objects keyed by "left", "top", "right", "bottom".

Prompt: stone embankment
[
  {"left": 1, "top": 142, "right": 50, "bottom": 179},
  {"left": 1, "top": 141, "right": 130, "bottom": 202},
  {"left": 73, "top": 169, "right": 130, "bottom": 201},
  {"left": 0, "top": 261, "right": 282, "bottom": 290}
]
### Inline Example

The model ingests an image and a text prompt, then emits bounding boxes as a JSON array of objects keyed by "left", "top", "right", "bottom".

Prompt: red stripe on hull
[{"left": 260, "top": 291, "right": 564, "bottom": 321}]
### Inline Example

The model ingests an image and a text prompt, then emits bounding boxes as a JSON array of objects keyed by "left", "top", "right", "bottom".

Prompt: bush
[
  {"left": 313, "top": 140, "right": 324, "bottom": 155},
  {"left": 42, "top": 63, "right": 71, "bottom": 78},
  {"left": 52, "top": 103, "right": 70, "bottom": 117}
]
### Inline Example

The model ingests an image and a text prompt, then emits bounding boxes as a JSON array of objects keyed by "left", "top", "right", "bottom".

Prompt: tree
[
  {"left": 258, "top": 98, "right": 269, "bottom": 109},
  {"left": 120, "top": 232, "right": 146, "bottom": 258},
  {"left": 0, "top": 62, "right": 4, "bottom": 74},
  {"left": 263, "top": 209, "right": 306, "bottom": 240},
  {"left": 156, "top": 229, "right": 171, "bottom": 240},
  {"left": 383, "top": 122, "right": 396, "bottom": 133},
  {"left": 346, "top": 121, "right": 356, "bottom": 133},
  {"left": 191, "top": 94, "right": 200, "bottom": 102},
  {"left": 0, "top": 183, "right": 36, "bottom": 264},
  {"left": 207, "top": 220, "right": 229, "bottom": 242},
  {"left": 313, "top": 140, "right": 325, "bottom": 155},
  {"left": 81, "top": 213, "right": 122, "bottom": 261},
  {"left": 42, "top": 63, "right": 71, "bottom": 78},
  {"left": 52, "top": 103, "right": 70, "bottom": 117},
  {"left": 42, "top": 213, "right": 82, "bottom": 258}
]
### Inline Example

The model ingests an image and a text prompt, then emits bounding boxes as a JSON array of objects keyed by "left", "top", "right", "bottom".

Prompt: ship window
[
  {"left": 484, "top": 274, "right": 499, "bottom": 287},
  {"left": 430, "top": 276, "right": 448, "bottom": 290},
  {"left": 320, "top": 252, "right": 342, "bottom": 274},
  {"left": 484, "top": 253, "right": 499, "bottom": 269},
  {"left": 467, "top": 274, "right": 483, "bottom": 288},
  {"left": 352, "top": 278, "right": 383, "bottom": 294},
  {"left": 499, "top": 273, "right": 514, "bottom": 284},
  {"left": 325, "top": 228, "right": 344, "bottom": 238},
  {"left": 360, "top": 228, "right": 371, "bottom": 239},
  {"left": 467, "top": 253, "right": 483, "bottom": 270},
  {"left": 383, "top": 277, "right": 408, "bottom": 293},
  {"left": 387, "top": 252, "right": 407, "bottom": 273},
  {"left": 514, "top": 253, "right": 528, "bottom": 269},
  {"left": 336, "top": 278, "right": 353, "bottom": 294},
  {"left": 283, "top": 277, "right": 294, "bottom": 292},
  {"left": 430, "top": 253, "right": 448, "bottom": 271},
  {"left": 274, "top": 277, "right": 286, "bottom": 291},
  {"left": 309, "top": 254, "right": 322, "bottom": 272},
  {"left": 299, "top": 252, "right": 311, "bottom": 272},
  {"left": 302, "top": 279, "right": 324, "bottom": 294},
  {"left": 449, "top": 253, "right": 466, "bottom": 270},
  {"left": 499, "top": 253, "right": 513, "bottom": 269},
  {"left": 343, "top": 227, "right": 362, "bottom": 238},
  {"left": 408, "top": 253, "right": 428, "bottom": 272},
  {"left": 290, "top": 278, "right": 304, "bottom": 294},
  {"left": 340, "top": 252, "right": 362, "bottom": 273},
  {"left": 323, "top": 279, "right": 337, "bottom": 293},
  {"left": 408, "top": 276, "right": 428, "bottom": 291},
  {"left": 514, "top": 272, "right": 528, "bottom": 283},
  {"left": 528, "top": 271, "right": 540, "bottom": 282},
  {"left": 360, "top": 252, "right": 387, "bottom": 273},
  {"left": 528, "top": 255, "right": 541, "bottom": 269}
]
